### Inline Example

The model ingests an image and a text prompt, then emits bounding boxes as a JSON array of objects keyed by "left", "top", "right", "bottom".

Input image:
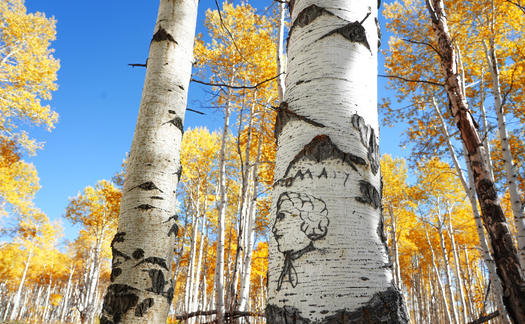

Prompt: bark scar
[
  {"left": 152, "top": 25, "right": 177, "bottom": 44},
  {"left": 274, "top": 102, "right": 326, "bottom": 141}
]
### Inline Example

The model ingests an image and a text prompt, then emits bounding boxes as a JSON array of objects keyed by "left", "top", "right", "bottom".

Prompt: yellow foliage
[{"left": 0, "top": 0, "right": 60, "bottom": 154}]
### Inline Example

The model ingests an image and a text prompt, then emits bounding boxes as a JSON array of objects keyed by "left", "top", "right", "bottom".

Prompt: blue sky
[{"left": 22, "top": 0, "right": 408, "bottom": 241}]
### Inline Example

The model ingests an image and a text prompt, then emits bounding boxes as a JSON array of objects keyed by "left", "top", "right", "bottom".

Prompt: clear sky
[{"left": 22, "top": 0, "right": 408, "bottom": 241}]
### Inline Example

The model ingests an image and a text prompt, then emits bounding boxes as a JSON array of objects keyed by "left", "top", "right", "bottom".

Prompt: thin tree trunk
[
  {"left": 483, "top": 40, "right": 525, "bottom": 270},
  {"left": 216, "top": 84, "right": 233, "bottom": 324},
  {"left": 425, "top": 1, "right": 525, "bottom": 320},
  {"left": 60, "top": 265, "right": 75, "bottom": 323},
  {"left": 447, "top": 212, "right": 468, "bottom": 324},
  {"left": 100, "top": 0, "right": 198, "bottom": 322},
  {"left": 427, "top": 230, "right": 453, "bottom": 324},
  {"left": 437, "top": 214, "right": 459, "bottom": 324},
  {"left": 9, "top": 245, "right": 33, "bottom": 321},
  {"left": 238, "top": 135, "right": 263, "bottom": 312}
]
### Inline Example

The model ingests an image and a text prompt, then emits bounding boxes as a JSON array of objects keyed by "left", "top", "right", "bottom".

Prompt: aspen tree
[
  {"left": 266, "top": 0, "right": 408, "bottom": 322},
  {"left": 425, "top": 0, "right": 525, "bottom": 321},
  {"left": 100, "top": 0, "right": 198, "bottom": 322}
]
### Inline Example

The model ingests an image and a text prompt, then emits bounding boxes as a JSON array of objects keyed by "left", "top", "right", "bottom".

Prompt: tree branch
[
  {"left": 402, "top": 38, "right": 442, "bottom": 58},
  {"left": 174, "top": 309, "right": 264, "bottom": 320},
  {"left": 468, "top": 311, "right": 500, "bottom": 324},
  {"left": 378, "top": 74, "right": 444, "bottom": 87},
  {"left": 191, "top": 73, "right": 282, "bottom": 90}
]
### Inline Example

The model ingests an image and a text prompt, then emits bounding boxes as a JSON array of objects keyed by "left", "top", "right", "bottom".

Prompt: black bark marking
[
  {"left": 368, "top": 128, "right": 380, "bottom": 175},
  {"left": 136, "top": 204, "right": 155, "bottom": 210},
  {"left": 285, "top": 135, "right": 365, "bottom": 177},
  {"left": 355, "top": 180, "right": 381, "bottom": 209},
  {"left": 145, "top": 269, "right": 166, "bottom": 294},
  {"left": 175, "top": 165, "right": 183, "bottom": 182},
  {"left": 178, "top": 84, "right": 185, "bottom": 91},
  {"left": 164, "top": 215, "right": 179, "bottom": 237},
  {"left": 318, "top": 167, "right": 328, "bottom": 179},
  {"left": 275, "top": 135, "right": 367, "bottom": 187},
  {"left": 137, "top": 181, "right": 162, "bottom": 192},
  {"left": 150, "top": 196, "right": 164, "bottom": 200},
  {"left": 132, "top": 249, "right": 145, "bottom": 260},
  {"left": 266, "top": 284, "right": 409, "bottom": 324},
  {"left": 274, "top": 102, "right": 325, "bottom": 141},
  {"left": 134, "top": 257, "right": 169, "bottom": 271},
  {"left": 168, "top": 223, "right": 179, "bottom": 237},
  {"left": 352, "top": 114, "right": 380, "bottom": 175},
  {"left": 111, "top": 232, "right": 131, "bottom": 262},
  {"left": 112, "top": 232, "right": 126, "bottom": 245},
  {"left": 110, "top": 268, "right": 122, "bottom": 282},
  {"left": 152, "top": 26, "right": 177, "bottom": 44},
  {"left": 344, "top": 173, "right": 350, "bottom": 187},
  {"left": 168, "top": 110, "right": 176, "bottom": 114},
  {"left": 295, "top": 5, "right": 332, "bottom": 28},
  {"left": 101, "top": 284, "right": 140, "bottom": 324},
  {"left": 135, "top": 298, "right": 154, "bottom": 317},
  {"left": 163, "top": 285, "right": 174, "bottom": 303},
  {"left": 319, "top": 21, "right": 370, "bottom": 51},
  {"left": 375, "top": 17, "right": 382, "bottom": 49},
  {"left": 165, "top": 116, "right": 184, "bottom": 133}
]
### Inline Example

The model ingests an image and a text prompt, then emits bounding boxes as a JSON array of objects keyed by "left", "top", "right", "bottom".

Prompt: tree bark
[
  {"left": 266, "top": 0, "right": 409, "bottom": 322},
  {"left": 426, "top": 0, "right": 525, "bottom": 322},
  {"left": 99, "top": 0, "right": 198, "bottom": 322},
  {"left": 483, "top": 40, "right": 525, "bottom": 270}
]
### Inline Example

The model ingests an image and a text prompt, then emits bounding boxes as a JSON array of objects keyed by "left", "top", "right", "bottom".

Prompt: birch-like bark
[
  {"left": 192, "top": 210, "right": 207, "bottom": 314},
  {"left": 100, "top": 0, "right": 198, "bottom": 322},
  {"left": 437, "top": 214, "right": 459, "bottom": 324},
  {"left": 447, "top": 211, "right": 468, "bottom": 324},
  {"left": 427, "top": 231, "right": 453, "bottom": 324},
  {"left": 266, "top": 0, "right": 408, "bottom": 322},
  {"left": 431, "top": 97, "right": 510, "bottom": 323},
  {"left": 276, "top": 1, "right": 286, "bottom": 103},
  {"left": 238, "top": 136, "right": 263, "bottom": 312},
  {"left": 9, "top": 245, "right": 33, "bottom": 321},
  {"left": 60, "top": 265, "right": 75, "bottom": 323},
  {"left": 216, "top": 85, "right": 233, "bottom": 324},
  {"left": 425, "top": 0, "right": 525, "bottom": 321},
  {"left": 483, "top": 40, "right": 525, "bottom": 270}
]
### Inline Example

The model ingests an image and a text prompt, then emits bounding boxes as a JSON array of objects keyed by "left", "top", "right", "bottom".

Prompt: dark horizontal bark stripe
[{"left": 266, "top": 285, "right": 408, "bottom": 324}]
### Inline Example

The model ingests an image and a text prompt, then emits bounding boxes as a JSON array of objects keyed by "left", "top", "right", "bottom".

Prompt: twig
[
  {"left": 191, "top": 73, "right": 282, "bottom": 90},
  {"left": 128, "top": 63, "right": 147, "bottom": 68},
  {"left": 213, "top": 0, "right": 255, "bottom": 67},
  {"left": 468, "top": 311, "right": 500, "bottom": 324},
  {"left": 378, "top": 74, "right": 444, "bottom": 87}
]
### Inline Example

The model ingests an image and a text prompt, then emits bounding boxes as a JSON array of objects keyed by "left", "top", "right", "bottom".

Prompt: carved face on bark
[{"left": 272, "top": 192, "right": 329, "bottom": 253}]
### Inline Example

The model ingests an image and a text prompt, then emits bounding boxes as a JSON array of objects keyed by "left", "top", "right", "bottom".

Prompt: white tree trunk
[
  {"left": 216, "top": 86, "right": 232, "bottom": 324},
  {"left": 9, "top": 245, "right": 33, "bottom": 321},
  {"left": 266, "top": 0, "right": 408, "bottom": 322},
  {"left": 483, "top": 40, "right": 525, "bottom": 270},
  {"left": 60, "top": 265, "right": 75, "bottom": 323},
  {"left": 100, "top": 0, "right": 198, "bottom": 322},
  {"left": 447, "top": 212, "right": 468, "bottom": 324},
  {"left": 437, "top": 214, "right": 459, "bottom": 324},
  {"left": 238, "top": 136, "right": 263, "bottom": 312},
  {"left": 426, "top": 231, "right": 453, "bottom": 324},
  {"left": 276, "top": 1, "right": 286, "bottom": 103}
]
